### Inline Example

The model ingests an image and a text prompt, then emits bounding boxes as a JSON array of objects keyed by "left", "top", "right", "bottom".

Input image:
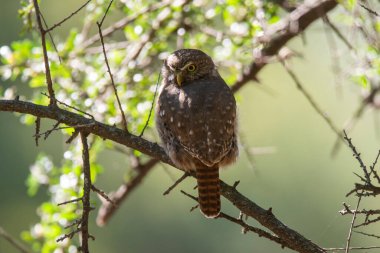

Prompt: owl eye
[{"left": 187, "top": 64, "right": 196, "bottom": 72}]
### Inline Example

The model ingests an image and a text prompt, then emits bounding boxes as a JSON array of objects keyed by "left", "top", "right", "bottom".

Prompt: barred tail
[{"left": 196, "top": 166, "right": 220, "bottom": 218}]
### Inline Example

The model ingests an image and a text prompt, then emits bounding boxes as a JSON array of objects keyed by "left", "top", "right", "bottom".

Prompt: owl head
[{"left": 162, "top": 49, "right": 217, "bottom": 87}]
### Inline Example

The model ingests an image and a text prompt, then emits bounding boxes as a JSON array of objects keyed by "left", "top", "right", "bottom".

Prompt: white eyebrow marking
[{"left": 180, "top": 62, "right": 195, "bottom": 71}]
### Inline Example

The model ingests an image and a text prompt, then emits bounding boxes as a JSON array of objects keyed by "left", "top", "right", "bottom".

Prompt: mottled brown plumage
[{"left": 155, "top": 49, "right": 238, "bottom": 218}]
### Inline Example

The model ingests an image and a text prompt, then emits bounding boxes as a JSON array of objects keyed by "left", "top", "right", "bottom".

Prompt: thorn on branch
[
  {"left": 232, "top": 180, "right": 240, "bottom": 189},
  {"left": 163, "top": 172, "right": 189, "bottom": 196},
  {"left": 180, "top": 190, "right": 198, "bottom": 202},
  {"left": 41, "top": 92, "right": 95, "bottom": 119},
  {"left": 139, "top": 72, "right": 161, "bottom": 137},
  {"left": 66, "top": 130, "right": 80, "bottom": 144},
  {"left": 354, "top": 216, "right": 380, "bottom": 228},
  {"left": 343, "top": 130, "right": 371, "bottom": 183},
  {"left": 57, "top": 197, "right": 83, "bottom": 206},
  {"left": 64, "top": 219, "right": 82, "bottom": 229},
  {"left": 217, "top": 212, "right": 286, "bottom": 245},
  {"left": 44, "top": 121, "right": 60, "bottom": 140},
  {"left": 45, "top": 0, "right": 92, "bottom": 33},
  {"left": 97, "top": 19, "right": 128, "bottom": 132},
  {"left": 56, "top": 228, "right": 81, "bottom": 242},
  {"left": 91, "top": 184, "right": 117, "bottom": 206},
  {"left": 190, "top": 204, "right": 199, "bottom": 212},
  {"left": 369, "top": 150, "right": 380, "bottom": 184},
  {"left": 339, "top": 203, "right": 354, "bottom": 215}
]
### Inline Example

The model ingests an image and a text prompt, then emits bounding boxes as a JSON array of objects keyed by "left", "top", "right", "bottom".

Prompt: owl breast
[{"left": 156, "top": 76, "right": 238, "bottom": 171}]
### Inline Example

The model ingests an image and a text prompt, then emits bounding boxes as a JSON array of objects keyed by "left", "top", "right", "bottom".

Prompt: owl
[{"left": 155, "top": 49, "right": 238, "bottom": 218}]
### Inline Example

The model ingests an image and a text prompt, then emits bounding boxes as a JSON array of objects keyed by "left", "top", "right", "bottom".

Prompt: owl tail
[{"left": 196, "top": 166, "right": 221, "bottom": 218}]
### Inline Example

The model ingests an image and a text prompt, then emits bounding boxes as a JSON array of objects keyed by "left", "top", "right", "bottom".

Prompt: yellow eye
[{"left": 187, "top": 64, "right": 196, "bottom": 72}]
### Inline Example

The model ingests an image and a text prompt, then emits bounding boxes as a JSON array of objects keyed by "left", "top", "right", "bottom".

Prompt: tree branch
[
  {"left": 32, "top": 0, "right": 56, "bottom": 106},
  {"left": 231, "top": 0, "right": 338, "bottom": 93},
  {"left": 0, "top": 98, "right": 326, "bottom": 252},
  {"left": 220, "top": 181, "right": 326, "bottom": 253},
  {"left": 80, "top": 131, "right": 92, "bottom": 253},
  {"left": 0, "top": 99, "right": 170, "bottom": 164}
]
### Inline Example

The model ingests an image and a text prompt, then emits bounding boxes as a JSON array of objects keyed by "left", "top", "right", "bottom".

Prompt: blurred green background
[{"left": 1, "top": 1, "right": 380, "bottom": 253}]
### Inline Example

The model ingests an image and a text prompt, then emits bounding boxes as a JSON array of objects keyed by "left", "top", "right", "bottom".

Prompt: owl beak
[{"left": 175, "top": 72, "right": 184, "bottom": 86}]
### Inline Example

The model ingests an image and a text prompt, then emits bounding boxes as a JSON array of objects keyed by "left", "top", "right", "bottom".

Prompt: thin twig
[
  {"left": 63, "top": 219, "right": 82, "bottom": 229},
  {"left": 354, "top": 230, "right": 380, "bottom": 239},
  {"left": 98, "top": 0, "right": 114, "bottom": 28},
  {"left": 43, "top": 121, "right": 61, "bottom": 140},
  {"left": 42, "top": 92, "right": 94, "bottom": 119},
  {"left": 32, "top": 0, "right": 56, "bottom": 106},
  {"left": 180, "top": 190, "right": 290, "bottom": 248},
  {"left": 56, "top": 228, "right": 81, "bottom": 242},
  {"left": 57, "top": 197, "right": 82, "bottom": 206},
  {"left": 354, "top": 216, "right": 380, "bottom": 228},
  {"left": 280, "top": 59, "right": 344, "bottom": 143},
  {"left": 218, "top": 212, "right": 287, "bottom": 247},
  {"left": 139, "top": 73, "right": 161, "bottom": 137},
  {"left": 359, "top": 3, "right": 379, "bottom": 17},
  {"left": 66, "top": 130, "right": 80, "bottom": 144},
  {"left": 331, "top": 87, "right": 379, "bottom": 156},
  {"left": 0, "top": 227, "right": 32, "bottom": 253},
  {"left": 322, "top": 15, "right": 343, "bottom": 95},
  {"left": 323, "top": 15, "right": 355, "bottom": 51},
  {"left": 97, "top": 21, "right": 128, "bottom": 132},
  {"left": 343, "top": 131, "right": 370, "bottom": 182},
  {"left": 81, "top": 1, "right": 171, "bottom": 48},
  {"left": 180, "top": 190, "right": 198, "bottom": 202},
  {"left": 238, "top": 131, "right": 256, "bottom": 172},
  {"left": 33, "top": 123, "right": 96, "bottom": 139},
  {"left": 39, "top": 13, "right": 62, "bottom": 64},
  {"left": 91, "top": 184, "right": 116, "bottom": 206},
  {"left": 344, "top": 196, "right": 362, "bottom": 253},
  {"left": 369, "top": 150, "right": 380, "bottom": 184},
  {"left": 325, "top": 246, "right": 380, "bottom": 251},
  {"left": 45, "top": 0, "right": 92, "bottom": 33},
  {"left": 163, "top": 172, "right": 189, "bottom": 195}
]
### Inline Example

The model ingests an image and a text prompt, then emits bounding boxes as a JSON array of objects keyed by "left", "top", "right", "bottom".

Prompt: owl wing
[{"left": 158, "top": 78, "right": 236, "bottom": 167}]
